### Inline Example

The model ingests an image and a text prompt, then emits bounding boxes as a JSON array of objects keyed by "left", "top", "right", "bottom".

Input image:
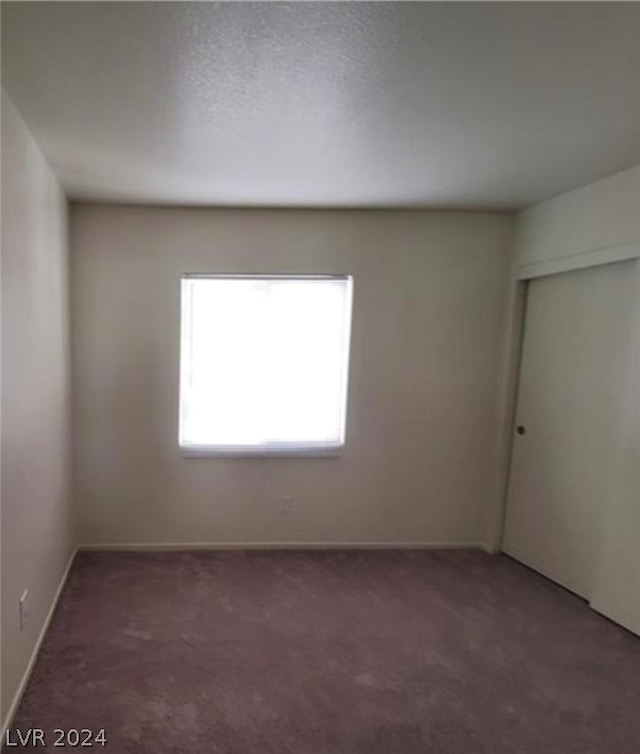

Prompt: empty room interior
[{"left": 1, "top": 1, "right": 640, "bottom": 751}]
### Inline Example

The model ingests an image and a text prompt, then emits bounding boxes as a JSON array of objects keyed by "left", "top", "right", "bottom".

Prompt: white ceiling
[{"left": 2, "top": 2, "right": 639, "bottom": 209}]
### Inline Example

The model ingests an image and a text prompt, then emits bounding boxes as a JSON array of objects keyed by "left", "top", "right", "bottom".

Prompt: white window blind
[{"left": 179, "top": 275, "right": 353, "bottom": 455}]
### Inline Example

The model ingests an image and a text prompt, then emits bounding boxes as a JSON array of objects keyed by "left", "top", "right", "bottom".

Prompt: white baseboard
[
  {"left": 1, "top": 547, "right": 78, "bottom": 740},
  {"left": 78, "top": 540, "right": 488, "bottom": 552}
]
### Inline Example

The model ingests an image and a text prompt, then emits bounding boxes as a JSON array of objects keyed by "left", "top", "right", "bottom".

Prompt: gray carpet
[{"left": 5, "top": 550, "right": 640, "bottom": 753}]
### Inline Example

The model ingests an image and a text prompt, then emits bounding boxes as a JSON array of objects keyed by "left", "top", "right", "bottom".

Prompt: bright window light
[{"left": 179, "top": 275, "right": 353, "bottom": 455}]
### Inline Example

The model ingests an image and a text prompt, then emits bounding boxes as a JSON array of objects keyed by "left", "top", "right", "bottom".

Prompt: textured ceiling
[{"left": 2, "top": 2, "right": 639, "bottom": 209}]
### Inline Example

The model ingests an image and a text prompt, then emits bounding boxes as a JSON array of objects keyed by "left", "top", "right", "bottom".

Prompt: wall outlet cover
[{"left": 19, "top": 589, "right": 29, "bottom": 631}]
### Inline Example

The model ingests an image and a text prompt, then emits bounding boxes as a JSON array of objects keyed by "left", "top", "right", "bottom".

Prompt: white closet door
[
  {"left": 503, "top": 260, "right": 636, "bottom": 599},
  {"left": 590, "top": 260, "right": 640, "bottom": 635}
]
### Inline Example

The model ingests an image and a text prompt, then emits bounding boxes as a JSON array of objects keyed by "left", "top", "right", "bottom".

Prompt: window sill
[{"left": 180, "top": 444, "right": 343, "bottom": 459}]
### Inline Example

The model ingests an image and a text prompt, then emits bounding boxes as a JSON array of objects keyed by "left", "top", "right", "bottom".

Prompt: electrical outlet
[
  {"left": 278, "top": 494, "right": 293, "bottom": 515},
  {"left": 19, "top": 590, "right": 29, "bottom": 631}
]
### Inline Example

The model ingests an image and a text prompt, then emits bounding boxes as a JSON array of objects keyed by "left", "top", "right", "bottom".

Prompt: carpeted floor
[{"left": 5, "top": 550, "right": 640, "bottom": 753}]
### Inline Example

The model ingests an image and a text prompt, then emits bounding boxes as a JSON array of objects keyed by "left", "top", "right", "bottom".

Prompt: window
[{"left": 179, "top": 275, "right": 353, "bottom": 456}]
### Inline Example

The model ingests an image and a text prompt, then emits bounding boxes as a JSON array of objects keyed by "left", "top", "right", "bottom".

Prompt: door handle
[{"left": 516, "top": 425, "right": 526, "bottom": 436}]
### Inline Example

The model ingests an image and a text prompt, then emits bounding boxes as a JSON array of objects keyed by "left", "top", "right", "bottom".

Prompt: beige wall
[
  {"left": 1, "top": 91, "right": 74, "bottom": 723},
  {"left": 71, "top": 205, "right": 513, "bottom": 547},
  {"left": 515, "top": 164, "right": 640, "bottom": 278}
]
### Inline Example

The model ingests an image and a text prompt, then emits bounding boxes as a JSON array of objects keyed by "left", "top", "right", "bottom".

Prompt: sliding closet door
[
  {"left": 503, "top": 260, "right": 636, "bottom": 599},
  {"left": 590, "top": 260, "right": 640, "bottom": 635}
]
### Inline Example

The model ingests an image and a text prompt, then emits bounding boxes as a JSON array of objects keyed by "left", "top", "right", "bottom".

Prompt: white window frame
[{"left": 179, "top": 273, "right": 353, "bottom": 457}]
